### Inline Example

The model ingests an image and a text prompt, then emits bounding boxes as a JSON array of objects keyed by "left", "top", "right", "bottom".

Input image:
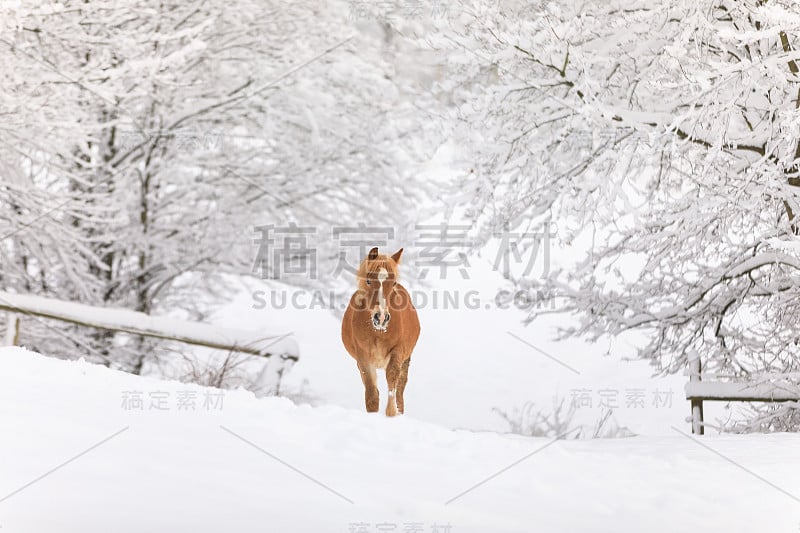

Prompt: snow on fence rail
[
  {"left": 685, "top": 354, "right": 800, "bottom": 435},
  {"left": 0, "top": 290, "right": 298, "bottom": 361}
]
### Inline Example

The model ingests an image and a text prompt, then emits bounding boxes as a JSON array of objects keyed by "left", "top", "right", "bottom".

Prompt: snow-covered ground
[
  {"left": 2, "top": 348, "right": 800, "bottom": 532},
  {"left": 209, "top": 257, "right": 690, "bottom": 437},
  {"left": 0, "top": 251, "right": 790, "bottom": 531}
]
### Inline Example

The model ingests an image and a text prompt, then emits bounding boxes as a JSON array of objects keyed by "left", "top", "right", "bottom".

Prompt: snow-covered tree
[
  {"left": 435, "top": 0, "right": 800, "bottom": 387},
  {"left": 0, "top": 1, "right": 445, "bottom": 376}
]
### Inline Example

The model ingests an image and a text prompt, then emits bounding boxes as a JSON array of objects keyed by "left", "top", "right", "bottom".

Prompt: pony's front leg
[
  {"left": 396, "top": 358, "right": 410, "bottom": 414},
  {"left": 385, "top": 355, "right": 403, "bottom": 417},
  {"left": 357, "top": 361, "right": 379, "bottom": 413}
]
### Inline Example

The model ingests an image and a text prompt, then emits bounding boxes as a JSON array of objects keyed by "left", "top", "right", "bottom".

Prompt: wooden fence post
[
  {"left": 689, "top": 353, "right": 704, "bottom": 435},
  {"left": 4, "top": 313, "right": 19, "bottom": 346}
]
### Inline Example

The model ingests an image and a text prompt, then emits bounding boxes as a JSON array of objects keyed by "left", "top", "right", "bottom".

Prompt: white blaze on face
[{"left": 377, "top": 267, "right": 388, "bottom": 315}]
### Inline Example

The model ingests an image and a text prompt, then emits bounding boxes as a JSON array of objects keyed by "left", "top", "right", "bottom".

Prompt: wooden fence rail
[
  {"left": 685, "top": 354, "right": 800, "bottom": 434},
  {"left": 0, "top": 290, "right": 297, "bottom": 361}
]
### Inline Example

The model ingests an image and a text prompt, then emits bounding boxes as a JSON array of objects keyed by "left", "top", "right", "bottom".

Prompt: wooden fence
[
  {"left": 0, "top": 290, "right": 297, "bottom": 361},
  {"left": 685, "top": 354, "right": 800, "bottom": 434}
]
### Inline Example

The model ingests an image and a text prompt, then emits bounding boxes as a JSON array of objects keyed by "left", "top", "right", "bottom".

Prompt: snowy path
[{"left": 1, "top": 348, "right": 799, "bottom": 532}]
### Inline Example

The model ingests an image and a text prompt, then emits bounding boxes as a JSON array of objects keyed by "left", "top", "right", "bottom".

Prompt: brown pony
[{"left": 341, "top": 247, "right": 420, "bottom": 416}]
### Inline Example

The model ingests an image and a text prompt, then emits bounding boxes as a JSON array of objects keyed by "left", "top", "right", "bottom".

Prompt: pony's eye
[{"left": 366, "top": 279, "right": 371, "bottom": 286}]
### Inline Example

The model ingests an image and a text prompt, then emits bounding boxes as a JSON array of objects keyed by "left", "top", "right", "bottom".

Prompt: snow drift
[{"left": 1, "top": 348, "right": 799, "bottom": 533}]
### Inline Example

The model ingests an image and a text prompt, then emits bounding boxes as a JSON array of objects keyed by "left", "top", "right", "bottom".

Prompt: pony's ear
[
  {"left": 368, "top": 247, "right": 379, "bottom": 260},
  {"left": 390, "top": 248, "right": 403, "bottom": 264}
]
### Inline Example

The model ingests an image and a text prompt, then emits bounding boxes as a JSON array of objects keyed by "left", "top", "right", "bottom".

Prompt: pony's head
[{"left": 356, "top": 247, "right": 403, "bottom": 331}]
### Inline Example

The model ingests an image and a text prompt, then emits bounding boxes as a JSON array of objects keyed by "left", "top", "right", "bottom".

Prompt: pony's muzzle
[{"left": 372, "top": 311, "right": 390, "bottom": 330}]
